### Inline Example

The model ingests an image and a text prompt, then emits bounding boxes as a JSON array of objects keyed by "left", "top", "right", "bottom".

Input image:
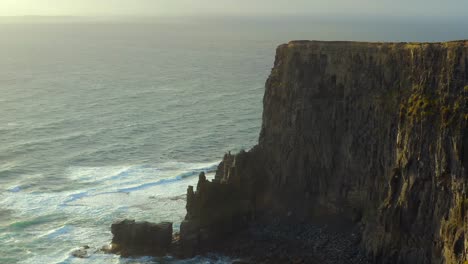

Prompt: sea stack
[{"left": 110, "top": 220, "right": 173, "bottom": 257}]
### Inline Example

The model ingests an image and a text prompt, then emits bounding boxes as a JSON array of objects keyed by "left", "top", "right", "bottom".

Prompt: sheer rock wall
[{"left": 183, "top": 41, "right": 468, "bottom": 263}]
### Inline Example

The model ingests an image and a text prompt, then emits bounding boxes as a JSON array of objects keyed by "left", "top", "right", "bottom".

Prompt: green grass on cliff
[
  {"left": 405, "top": 92, "right": 437, "bottom": 121},
  {"left": 403, "top": 85, "right": 467, "bottom": 125}
]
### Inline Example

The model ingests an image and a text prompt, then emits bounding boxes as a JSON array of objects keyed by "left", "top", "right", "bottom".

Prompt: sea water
[{"left": 1, "top": 16, "right": 467, "bottom": 264}]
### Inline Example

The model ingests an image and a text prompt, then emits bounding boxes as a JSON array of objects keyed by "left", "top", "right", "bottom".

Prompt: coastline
[{"left": 109, "top": 40, "right": 467, "bottom": 263}]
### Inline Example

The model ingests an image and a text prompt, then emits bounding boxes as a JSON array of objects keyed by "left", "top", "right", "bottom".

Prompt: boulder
[
  {"left": 71, "top": 246, "right": 89, "bottom": 258},
  {"left": 110, "top": 219, "right": 172, "bottom": 257}
]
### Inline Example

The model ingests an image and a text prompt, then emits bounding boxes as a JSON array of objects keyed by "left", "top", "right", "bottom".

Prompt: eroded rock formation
[
  {"left": 110, "top": 220, "right": 172, "bottom": 257},
  {"left": 182, "top": 41, "right": 468, "bottom": 263}
]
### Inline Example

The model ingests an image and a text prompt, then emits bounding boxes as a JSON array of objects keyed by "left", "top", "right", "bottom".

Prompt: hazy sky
[{"left": 0, "top": 0, "right": 465, "bottom": 17}]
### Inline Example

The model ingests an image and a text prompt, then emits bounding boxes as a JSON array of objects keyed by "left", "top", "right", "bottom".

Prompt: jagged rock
[
  {"left": 110, "top": 219, "right": 172, "bottom": 257},
  {"left": 179, "top": 40, "right": 468, "bottom": 263},
  {"left": 179, "top": 171, "right": 255, "bottom": 257},
  {"left": 104, "top": 40, "right": 467, "bottom": 263}
]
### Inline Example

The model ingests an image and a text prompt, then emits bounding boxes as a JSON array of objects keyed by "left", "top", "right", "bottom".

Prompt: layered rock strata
[{"left": 182, "top": 41, "right": 468, "bottom": 263}]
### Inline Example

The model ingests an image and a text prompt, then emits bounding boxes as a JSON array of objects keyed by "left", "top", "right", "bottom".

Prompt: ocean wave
[
  {"left": 61, "top": 161, "right": 218, "bottom": 206},
  {"left": 42, "top": 225, "right": 73, "bottom": 239},
  {"left": 116, "top": 164, "right": 213, "bottom": 193},
  {"left": 66, "top": 165, "right": 138, "bottom": 183},
  {"left": 61, "top": 191, "right": 90, "bottom": 205},
  {"left": 1, "top": 172, "right": 43, "bottom": 192},
  {"left": 8, "top": 214, "right": 63, "bottom": 230}
]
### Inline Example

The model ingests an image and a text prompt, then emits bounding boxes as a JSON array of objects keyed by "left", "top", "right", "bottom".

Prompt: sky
[{"left": 0, "top": 0, "right": 466, "bottom": 17}]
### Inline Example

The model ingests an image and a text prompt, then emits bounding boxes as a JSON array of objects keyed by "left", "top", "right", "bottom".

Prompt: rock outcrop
[
  {"left": 179, "top": 164, "right": 257, "bottom": 257},
  {"left": 181, "top": 41, "right": 468, "bottom": 263},
  {"left": 110, "top": 220, "right": 172, "bottom": 257},
  {"left": 71, "top": 245, "right": 90, "bottom": 258}
]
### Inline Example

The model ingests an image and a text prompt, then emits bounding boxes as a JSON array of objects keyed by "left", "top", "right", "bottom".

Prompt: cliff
[{"left": 183, "top": 40, "right": 468, "bottom": 263}]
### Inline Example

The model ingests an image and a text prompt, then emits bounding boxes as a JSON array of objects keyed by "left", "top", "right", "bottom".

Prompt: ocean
[{"left": 1, "top": 15, "right": 467, "bottom": 264}]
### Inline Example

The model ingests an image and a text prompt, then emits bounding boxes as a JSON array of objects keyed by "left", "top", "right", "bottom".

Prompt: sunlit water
[{"left": 0, "top": 16, "right": 467, "bottom": 264}]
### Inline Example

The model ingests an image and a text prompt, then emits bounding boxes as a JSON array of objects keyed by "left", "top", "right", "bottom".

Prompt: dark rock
[
  {"left": 71, "top": 247, "right": 89, "bottom": 258},
  {"left": 105, "top": 40, "right": 467, "bottom": 263},
  {"left": 178, "top": 220, "right": 200, "bottom": 257},
  {"left": 110, "top": 219, "right": 172, "bottom": 257},
  {"left": 177, "top": 40, "right": 468, "bottom": 263},
  {"left": 178, "top": 169, "right": 256, "bottom": 257}
]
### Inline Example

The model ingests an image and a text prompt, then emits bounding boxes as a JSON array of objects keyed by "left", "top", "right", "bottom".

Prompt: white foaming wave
[
  {"left": 62, "top": 161, "right": 218, "bottom": 206},
  {"left": 0, "top": 191, "right": 64, "bottom": 221},
  {"left": 66, "top": 165, "right": 138, "bottom": 183},
  {"left": 40, "top": 225, "right": 73, "bottom": 239},
  {"left": 0, "top": 161, "right": 218, "bottom": 219},
  {"left": 155, "top": 160, "right": 219, "bottom": 172},
  {"left": 2, "top": 160, "right": 220, "bottom": 264}
]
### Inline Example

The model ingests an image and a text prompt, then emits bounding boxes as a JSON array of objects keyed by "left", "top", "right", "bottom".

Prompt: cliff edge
[{"left": 182, "top": 41, "right": 468, "bottom": 263}]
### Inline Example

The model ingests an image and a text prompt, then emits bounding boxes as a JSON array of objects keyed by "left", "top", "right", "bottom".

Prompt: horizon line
[{"left": 1, "top": 13, "right": 467, "bottom": 19}]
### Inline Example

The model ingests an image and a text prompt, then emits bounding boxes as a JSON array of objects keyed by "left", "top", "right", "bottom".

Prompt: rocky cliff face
[{"left": 183, "top": 41, "right": 468, "bottom": 263}]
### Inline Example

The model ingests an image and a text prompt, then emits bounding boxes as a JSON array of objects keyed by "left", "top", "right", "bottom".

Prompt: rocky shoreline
[
  {"left": 108, "top": 173, "right": 373, "bottom": 263},
  {"left": 107, "top": 40, "right": 467, "bottom": 263},
  {"left": 109, "top": 213, "right": 372, "bottom": 263},
  {"left": 200, "top": 217, "right": 371, "bottom": 264}
]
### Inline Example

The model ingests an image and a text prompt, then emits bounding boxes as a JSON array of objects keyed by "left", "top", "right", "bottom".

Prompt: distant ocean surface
[{"left": 1, "top": 16, "right": 467, "bottom": 264}]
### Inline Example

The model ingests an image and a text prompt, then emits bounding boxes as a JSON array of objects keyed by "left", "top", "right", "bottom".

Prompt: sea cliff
[{"left": 181, "top": 41, "right": 468, "bottom": 263}]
